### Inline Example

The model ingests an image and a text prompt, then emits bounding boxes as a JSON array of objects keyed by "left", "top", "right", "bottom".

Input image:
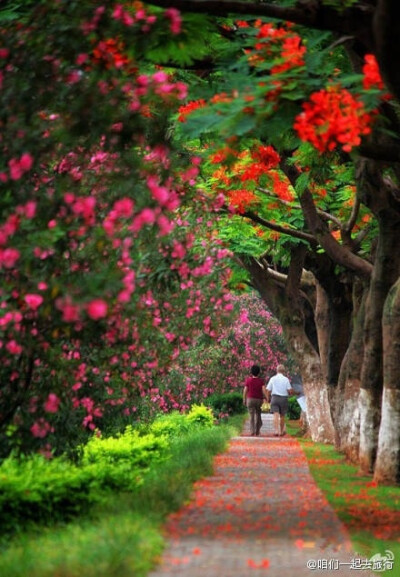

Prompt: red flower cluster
[
  {"left": 250, "top": 144, "right": 280, "bottom": 169},
  {"left": 294, "top": 85, "right": 373, "bottom": 153},
  {"left": 251, "top": 22, "right": 306, "bottom": 74},
  {"left": 177, "top": 99, "right": 206, "bottom": 122},
  {"left": 269, "top": 171, "right": 294, "bottom": 201},
  {"left": 362, "top": 54, "right": 384, "bottom": 91},
  {"left": 226, "top": 189, "right": 258, "bottom": 213},
  {"left": 238, "top": 163, "right": 268, "bottom": 182}
]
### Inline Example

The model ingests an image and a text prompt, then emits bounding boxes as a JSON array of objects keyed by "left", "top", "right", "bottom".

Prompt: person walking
[
  {"left": 266, "top": 364, "right": 294, "bottom": 437},
  {"left": 243, "top": 365, "right": 268, "bottom": 436}
]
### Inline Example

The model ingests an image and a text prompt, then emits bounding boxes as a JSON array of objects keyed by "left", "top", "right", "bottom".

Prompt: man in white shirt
[{"left": 266, "top": 364, "right": 294, "bottom": 436}]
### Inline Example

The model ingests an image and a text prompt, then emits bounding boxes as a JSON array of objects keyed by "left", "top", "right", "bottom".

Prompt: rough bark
[
  {"left": 315, "top": 283, "right": 329, "bottom": 384},
  {"left": 374, "top": 278, "right": 400, "bottom": 484},
  {"left": 357, "top": 161, "right": 400, "bottom": 474},
  {"left": 333, "top": 280, "right": 367, "bottom": 461},
  {"left": 373, "top": 0, "right": 400, "bottom": 102}
]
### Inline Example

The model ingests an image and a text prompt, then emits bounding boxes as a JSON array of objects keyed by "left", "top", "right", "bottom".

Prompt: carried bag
[{"left": 261, "top": 401, "right": 271, "bottom": 413}]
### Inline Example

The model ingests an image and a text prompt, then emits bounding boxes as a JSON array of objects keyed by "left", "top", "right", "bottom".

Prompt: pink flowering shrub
[
  {"left": 140, "top": 292, "right": 295, "bottom": 418},
  {"left": 0, "top": 2, "right": 233, "bottom": 456}
]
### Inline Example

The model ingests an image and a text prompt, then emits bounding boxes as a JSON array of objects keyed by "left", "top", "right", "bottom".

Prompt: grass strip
[
  {"left": 288, "top": 421, "right": 400, "bottom": 564},
  {"left": 0, "top": 415, "right": 245, "bottom": 577}
]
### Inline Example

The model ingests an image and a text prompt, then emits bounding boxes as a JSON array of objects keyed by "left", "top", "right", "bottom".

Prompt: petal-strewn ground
[{"left": 149, "top": 416, "right": 378, "bottom": 576}]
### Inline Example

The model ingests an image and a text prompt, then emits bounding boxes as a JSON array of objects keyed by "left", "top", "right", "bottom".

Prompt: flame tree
[{"left": 147, "top": 0, "right": 400, "bottom": 485}]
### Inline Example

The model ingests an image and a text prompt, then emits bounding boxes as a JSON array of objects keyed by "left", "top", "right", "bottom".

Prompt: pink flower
[
  {"left": 17, "top": 200, "right": 37, "bottom": 219},
  {"left": 8, "top": 153, "right": 34, "bottom": 180},
  {"left": 44, "top": 393, "right": 60, "bottom": 413},
  {"left": 30, "top": 418, "right": 53, "bottom": 438},
  {"left": 113, "top": 197, "right": 134, "bottom": 218},
  {"left": 6, "top": 339, "right": 23, "bottom": 355},
  {"left": 20, "top": 153, "right": 34, "bottom": 171},
  {"left": 76, "top": 53, "right": 88, "bottom": 65},
  {"left": 0, "top": 247, "right": 20, "bottom": 268},
  {"left": 86, "top": 299, "right": 108, "bottom": 320},
  {"left": 8, "top": 159, "right": 23, "bottom": 181},
  {"left": 72, "top": 196, "right": 96, "bottom": 224},
  {"left": 147, "top": 175, "right": 170, "bottom": 205},
  {"left": 152, "top": 70, "right": 169, "bottom": 83},
  {"left": 165, "top": 8, "right": 182, "bottom": 35},
  {"left": 56, "top": 297, "right": 81, "bottom": 322},
  {"left": 171, "top": 240, "right": 186, "bottom": 259},
  {"left": 157, "top": 215, "right": 174, "bottom": 236},
  {"left": 24, "top": 293, "right": 44, "bottom": 310}
]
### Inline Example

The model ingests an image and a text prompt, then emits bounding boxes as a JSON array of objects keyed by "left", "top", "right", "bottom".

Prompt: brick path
[{"left": 148, "top": 415, "right": 377, "bottom": 577}]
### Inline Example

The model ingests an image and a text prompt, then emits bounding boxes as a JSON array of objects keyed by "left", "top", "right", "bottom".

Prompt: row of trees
[
  {"left": 152, "top": 0, "right": 399, "bottom": 484},
  {"left": 1, "top": 1, "right": 399, "bottom": 485}
]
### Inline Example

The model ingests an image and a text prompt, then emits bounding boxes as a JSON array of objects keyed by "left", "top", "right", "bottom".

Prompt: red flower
[
  {"left": 177, "top": 99, "right": 206, "bottom": 122},
  {"left": 226, "top": 189, "right": 258, "bottom": 213},
  {"left": 294, "top": 85, "right": 374, "bottom": 153},
  {"left": 250, "top": 145, "right": 280, "bottom": 169},
  {"left": 362, "top": 54, "right": 384, "bottom": 91}
]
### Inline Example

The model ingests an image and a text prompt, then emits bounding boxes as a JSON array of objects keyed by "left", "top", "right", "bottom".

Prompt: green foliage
[
  {"left": 0, "top": 419, "right": 242, "bottom": 577},
  {"left": 185, "top": 404, "right": 215, "bottom": 428},
  {"left": 287, "top": 396, "right": 302, "bottom": 420},
  {"left": 0, "top": 513, "right": 164, "bottom": 577},
  {"left": 206, "top": 392, "right": 247, "bottom": 416},
  {"left": 81, "top": 427, "right": 168, "bottom": 467},
  {"left": 300, "top": 435, "right": 400, "bottom": 561},
  {"left": 0, "top": 409, "right": 223, "bottom": 537},
  {"left": 0, "top": 454, "right": 103, "bottom": 534},
  {"left": 149, "top": 411, "right": 191, "bottom": 438},
  {"left": 146, "top": 14, "right": 225, "bottom": 67}
]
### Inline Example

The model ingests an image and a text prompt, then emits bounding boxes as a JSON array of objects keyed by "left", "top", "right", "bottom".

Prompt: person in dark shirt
[{"left": 243, "top": 364, "right": 268, "bottom": 436}]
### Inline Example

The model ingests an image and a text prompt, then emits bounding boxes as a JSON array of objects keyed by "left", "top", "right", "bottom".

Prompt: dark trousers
[{"left": 247, "top": 398, "right": 263, "bottom": 435}]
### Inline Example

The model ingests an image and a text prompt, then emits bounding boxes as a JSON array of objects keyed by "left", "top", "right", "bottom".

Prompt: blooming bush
[{"left": 0, "top": 2, "right": 234, "bottom": 455}]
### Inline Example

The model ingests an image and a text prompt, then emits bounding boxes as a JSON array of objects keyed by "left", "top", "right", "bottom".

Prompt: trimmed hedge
[
  {"left": 205, "top": 392, "right": 247, "bottom": 416},
  {"left": 0, "top": 405, "right": 215, "bottom": 536}
]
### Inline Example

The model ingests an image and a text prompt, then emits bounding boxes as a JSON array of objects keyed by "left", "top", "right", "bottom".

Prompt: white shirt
[{"left": 267, "top": 372, "right": 291, "bottom": 396}]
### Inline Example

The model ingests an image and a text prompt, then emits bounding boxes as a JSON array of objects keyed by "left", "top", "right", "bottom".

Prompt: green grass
[
  {"left": 0, "top": 415, "right": 245, "bottom": 577},
  {"left": 287, "top": 421, "right": 400, "bottom": 563}
]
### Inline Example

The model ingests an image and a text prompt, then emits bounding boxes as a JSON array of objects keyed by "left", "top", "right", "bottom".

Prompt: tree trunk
[
  {"left": 359, "top": 228, "right": 400, "bottom": 473},
  {"left": 374, "top": 277, "right": 400, "bottom": 484},
  {"left": 355, "top": 156, "right": 400, "bottom": 475},
  {"left": 243, "top": 256, "right": 335, "bottom": 443},
  {"left": 333, "top": 280, "right": 367, "bottom": 461},
  {"left": 315, "top": 282, "right": 329, "bottom": 384}
]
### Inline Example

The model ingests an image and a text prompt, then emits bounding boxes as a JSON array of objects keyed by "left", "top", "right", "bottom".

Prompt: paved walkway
[{"left": 149, "top": 415, "right": 377, "bottom": 577}]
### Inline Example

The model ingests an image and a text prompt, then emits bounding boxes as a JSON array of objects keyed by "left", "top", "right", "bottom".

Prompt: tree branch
[
  {"left": 343, "top": 194, "right": 361, "bottom": 234},
  {"left": 286, "top": 244, "right": 308, "bottom": 302},
  {"left": 241, "top": 209, "right": 317, "bottom": 244},
  {"left": 257, "top": 186, "right": 343, "bottom": 228},
  {"left": 299, "top": 187, "right": 373, "bottom": 278}
]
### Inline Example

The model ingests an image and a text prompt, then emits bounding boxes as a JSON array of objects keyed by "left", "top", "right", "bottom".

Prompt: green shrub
[
  {"left": 149, "top": 411, "right": 191, "bottom": 438},
  {"left": 0, "top": 454, "right": 103, "bottom": 534},
  {"left": 81, "top": 427, "right": 168, "bottom": 467},
  {"left": 0, "top": 426, "right": 170, "bottom": 536},
  {"left": 0, "top": 420, "right": 242, "bottom": 577},
  {"left": 185, "top": 404, "right": 214, "bottom": 428},
  {"left": 287, "top": 396, "right": 302, "bottom": 420},
  {"left": 205, "top": 392, "right": 247, "bottom": 416},
  {"left": 0, "top": 412, "right": 228, "bottom": 539}
]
